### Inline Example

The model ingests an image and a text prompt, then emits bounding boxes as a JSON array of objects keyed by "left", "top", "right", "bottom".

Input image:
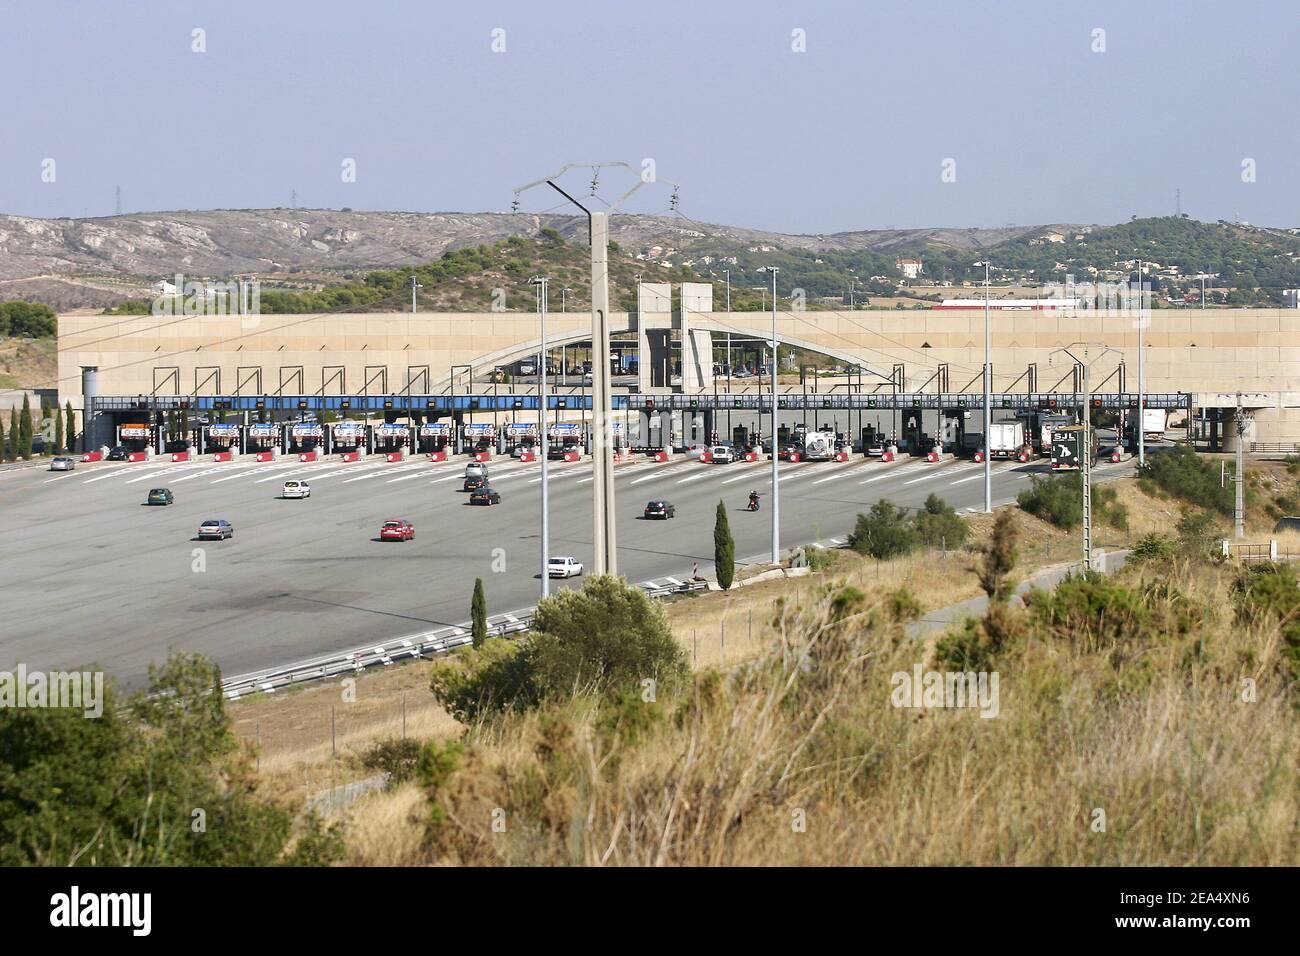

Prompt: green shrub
[
  {"left": 1017, "top": 473, "right": 1084, "bottom": 529},
  {"left": 1128, "top": 533, "right": 1179, "bottom": 564},
  {"left": 1094, "top": 484, "right": 1129, "bottom": 531},
  {"left": 428, "top": 637, "right": 537, "bottom": 723},
  {"left": 914, "top": 492, "right": 970, "bottom": 549},
  {"left": 1024, "top": 572, "right": 1152, "bottom": 651},
  {"left": 848, "top": 499, "right": 920, "bottom": 559},
  {"left": 360, "top": 737, "right": 424, "bottom": 787},
  {"left": 429, "top": 577, "right": 689, "bottom": 722},
  {"left": 0, "top": 652, "right": 344, "bottom": 866},
  {"left": 1136, "top": 444, "right": 1234, "bottom": 515},
  {"left": 1232, "top": 563, "right": 1300, "bottom": 678},
  {"left": 1176, "top": 509, "right": 1220, "bottom": 558}
]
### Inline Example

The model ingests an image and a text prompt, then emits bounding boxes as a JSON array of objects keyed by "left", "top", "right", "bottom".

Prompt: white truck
[
  {"left": 1038, "top": 414, "right": 1073, "bottom": 454},
  {"left": 1141, "top": 408, "right": 1167, "bottom": 440},
  {"left": 801, "top": 429, "right": 838, "bottom": 461},
  {"left": 988, "top": 419, "right": 1027, "bottom": 459}
]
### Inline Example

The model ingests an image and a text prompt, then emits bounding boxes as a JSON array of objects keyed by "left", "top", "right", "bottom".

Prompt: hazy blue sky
[{"left": 2, "top": 0, "right": 1297, "bottom": 231}]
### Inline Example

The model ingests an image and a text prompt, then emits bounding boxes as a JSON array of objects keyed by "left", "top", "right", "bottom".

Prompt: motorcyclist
[{"left": 748, "top": 490, "right": 760, "bottom": 511}]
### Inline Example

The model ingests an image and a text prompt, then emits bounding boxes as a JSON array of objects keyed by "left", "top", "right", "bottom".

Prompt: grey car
[
  {"left": 49, "top": 456, "right": 76, "bottom": 471},
  {"left": 197, "top": 519, "right": 234, "bottom": 540}
]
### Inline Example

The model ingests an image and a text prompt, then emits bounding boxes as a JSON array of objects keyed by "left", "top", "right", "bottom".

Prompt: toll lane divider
[{"left": 221, "top": 580, "right": 708, "bottom": 699}]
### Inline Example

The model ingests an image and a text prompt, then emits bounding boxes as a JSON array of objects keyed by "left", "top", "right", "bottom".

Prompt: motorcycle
[{"left": 747, "top": 496, "right": 760, "bottom": 512}]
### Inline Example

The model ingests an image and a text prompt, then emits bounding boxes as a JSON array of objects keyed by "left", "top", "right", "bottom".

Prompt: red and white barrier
[
  {"left": 564, "top": 450, "right": 580, "bottom": 462},
  {"left": 127, "top": 451, "right": 147, "bottom": 463},
  {"left": 518, "top": 451, "right": 535, "bottom": 463},
  {"left": 473, "top": 451, "right": 491, "bottom": 463},
  {"left": 81, "top": 452, "right": 102, "bottom": 463},
  {"left": 428, "top": 451, "right": 447, "bottom": 463},
  {"left": 256, "top": 450, "right": 276, "bottom": 462},
  {"left": 926, "top": 449, "right": 939, "bottom": 463},
  {"left": 973, "top": 451, "right": 984, "bottom": 464},
  {"left": 653, "top": 450, "right": 669, "bottom": 463},
  {"left": 341, "top": 451, "right": 359, "bottom": 463},
  {"left": 171, "top": 451, "right": 189, "bottom": 463},
  {"left": 1110, "top": 450, "right": 1122, "bottom": 463},
  {"left": 699, "top": 451, "right": 713, "bottom": 463},
  {"left": 213, "top": 451, "right": 233, "bottom": 463},
  {"left": 835, "top": 450, "right": 850, "bottom": 463},
  {"left": 1017, "top": 450, "right": 1030, "bottom": 463},
  {"left": 744, "top": 451, "right": 758, "bottom": 463},
  {"left": 299, "top": 451, "right": 317, "bottom": 463},
  {"left": 881, "top": 450, "right": 896, "bottom": 463},
  {"left": 386, "top": 452, "right": 404, "bottom": 463}
]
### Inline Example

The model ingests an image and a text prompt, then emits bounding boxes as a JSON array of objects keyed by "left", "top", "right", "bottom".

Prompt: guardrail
[
  {"left": 1248, "top": 442, "right": 1300, "bottom": 455},
  {"left": 220, "top": 579, "right": 710, "bottom": 700},
  {"left": 1221, "top": 540, "right": 1298, "bottom": 564}
]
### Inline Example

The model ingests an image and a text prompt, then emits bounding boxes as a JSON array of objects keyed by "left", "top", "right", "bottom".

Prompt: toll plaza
[
  {"left": 288, "top": 421, "right": 325, "bottom": 454},
  {"left": 374, "top": 422, "right": 410, "bottom": 454},
  {"left": 461, "top": 422, "right": 495, "bottom": 455},
  {"left": 548, "top": 422, "right": 584, "bottom": 459},
  {"left": 417, "top": 422, "right": 451, "bottom": 454},
  {"left": 245, "top": 422, "right": 279, "bottom": 457},
  {"left": 115, "top": 421, "right": 154, "bottom": 455},
  {"left": 203, "top": 422, "right": 241, "bottom": 455},
  {"left": 331, "top": 420, "right": 366, "bottom": 455},
  {"left": 503, "top": 422, "right": 539, "bottom": 457}
]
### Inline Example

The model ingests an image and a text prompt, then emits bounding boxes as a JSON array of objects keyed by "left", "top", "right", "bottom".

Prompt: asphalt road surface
[{"left": 0, "top": 448, "right": 1134, "bottom": 689}]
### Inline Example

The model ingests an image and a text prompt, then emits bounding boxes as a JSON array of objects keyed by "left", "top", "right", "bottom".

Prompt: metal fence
[{"left": 1221, "top": 540, "right": 1299, "bottom": 564}]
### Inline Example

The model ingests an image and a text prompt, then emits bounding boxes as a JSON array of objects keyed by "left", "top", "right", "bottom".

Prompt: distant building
[
  {"left": 895, "top": 257, "right": 923, "bottom": 279},
  {"left": 934, "top": 298, "right": 1081, "bottom": 311},
  {"left": 1284, "top": 289, "right": 1300, "bottom": 309}
]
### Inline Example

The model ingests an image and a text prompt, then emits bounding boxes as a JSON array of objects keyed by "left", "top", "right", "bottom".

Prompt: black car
[
  {"left": 107, "top": 446, "right": 130, "bottom": 461},
  {"left": 464, "top": 474, "right": 488, "bottom": 492},
  {"left": 644, "top": 500, "right": 676, "bottom": 519},
  {"left": 146, "top": 488, "right": 174, "bottom": 506},
  {"left": 469, "top": 486, "right": 501, "bottom": 505}
]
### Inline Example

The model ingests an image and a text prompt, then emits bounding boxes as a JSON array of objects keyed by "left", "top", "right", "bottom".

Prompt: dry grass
[{"left": 372, "top": 557, "right": 1298, "bottom": 866}]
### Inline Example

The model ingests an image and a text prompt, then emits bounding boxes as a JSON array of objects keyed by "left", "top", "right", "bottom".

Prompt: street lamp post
[
  {"left": 974, "top": 261, "right": 992, "bottom": 512},
  {"left": 769, "top": 267, "right": 780, "bottom": 564},
  {"left": 529, "top": 275, "right": 551, "bottom": 598}
]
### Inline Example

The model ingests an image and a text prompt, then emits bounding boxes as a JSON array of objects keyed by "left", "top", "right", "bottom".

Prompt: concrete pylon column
[
  {"left": 80, "top": 366, "right": 101, "bottom": 452},
  {"left": 659, "top": 409, "right": 675, "bottom": 451}
]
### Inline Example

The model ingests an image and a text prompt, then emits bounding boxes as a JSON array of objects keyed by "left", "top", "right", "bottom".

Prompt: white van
[{"left": 283, "top": 479, "right": 311, "bottom": 499}]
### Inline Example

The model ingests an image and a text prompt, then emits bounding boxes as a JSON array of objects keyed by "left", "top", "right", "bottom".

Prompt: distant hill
[{"left": 1, "top": 209, "right": 1297, "bottom": 310}]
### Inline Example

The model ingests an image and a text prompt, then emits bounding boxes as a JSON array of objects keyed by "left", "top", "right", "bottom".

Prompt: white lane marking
[
  {"left": 859, "top": 464, "right": 923, "bottom": 484},
  {"left": 577, "top": 476, "right": 593, "bottom": 484},
  {"left": 42, "top": 473, "right": 76, "bottom": 483},
  {"left": 948, "top": 464, "right": 1018, "bottom": 485},
  {"left": 663, "top": 576, "right": 683, "bottom": 586}
]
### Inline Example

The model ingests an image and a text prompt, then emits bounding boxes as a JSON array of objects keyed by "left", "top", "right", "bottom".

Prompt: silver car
[
  {"left": 49, "top": 457, "right": 76, "bottom": 471},
  {"left": 197, "top": 519, "right": 234, "bottom": 540}
]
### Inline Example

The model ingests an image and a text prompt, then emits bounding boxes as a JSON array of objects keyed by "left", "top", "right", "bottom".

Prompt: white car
[
  {"left": 283, "top": 479, "right": 311, "bottom": 499},
  {"left": 547, "top": 556, "right": 584, "bottom": 578},
  {"left": 709, "top": 445, "right": 735, "bottom": 464}
]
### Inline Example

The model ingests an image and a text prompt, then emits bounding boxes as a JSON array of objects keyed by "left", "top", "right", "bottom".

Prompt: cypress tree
[
  {"left": 19, "top": 394, "right": 33, "bottom": 458},
  {"left": 64, "top": 401, "right": 75, "bottom": 453},
  {"left": 54, "top": 404, "right": 64, "bottom": 454},
  {"left": 714, "top": 500, "right": 736, "bottom": 590},
  {"left": 0, "top": 413, "right": 6, "bottom": 461},
  {"left": 471, "top": 577, "right": 488, "bottom": 648}
]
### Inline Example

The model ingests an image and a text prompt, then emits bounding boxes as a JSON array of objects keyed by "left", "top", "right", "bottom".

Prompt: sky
[{"left": 1, "top": 0, "right": 1297, "bottom": 233}]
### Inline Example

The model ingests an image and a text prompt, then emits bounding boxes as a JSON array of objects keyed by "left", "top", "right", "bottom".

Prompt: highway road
[{"left": 0, "top": 448, "right": 1135, "bottom": 689}]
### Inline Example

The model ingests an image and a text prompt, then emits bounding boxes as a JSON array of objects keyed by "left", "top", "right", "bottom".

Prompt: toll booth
[
  {"left": 205, "top": 422, "right": 241, "bottom": 454},
  {"left": 548, "top": 422, "right": 583, "bottom": 459},
  {"left": 732, "top": 425, "right": 750, "bottom": 451},
  {"left": 503, "top": 422, "right": 539, "bottom": 457},
  {"left": 417, "top": 422, "right": 451, "bottom": 454},
  {"left": 461, "top": 422, "right": 496, "bottom": 455},
  {"left": 288, "top": 422, "right": 325, "bottom": 454},
  {"left": 116, "top": 421, "right": 153, "bottom": 454},
  {"left": 245, "top": 422, "right": 280, "bottom": 455},
  {"left": 374, "top": 422, "right": 410, "bottom": 453},
  {"left": 610, "top": 421, "right": 628, "bottom": 454},
  {"left": 332, "top": 421, "right": 366, "bottom": 454}
]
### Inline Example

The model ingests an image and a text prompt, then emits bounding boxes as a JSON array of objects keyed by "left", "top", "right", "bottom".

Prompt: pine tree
[
  {"left": 714, "top": 500, "right": 736, "bottom": 590},
  {"left": 64, "top": 401, "right": 75, "bottom": 453},
  {"left": 471, "top": 577, "right": 488, "bottom": 648}
]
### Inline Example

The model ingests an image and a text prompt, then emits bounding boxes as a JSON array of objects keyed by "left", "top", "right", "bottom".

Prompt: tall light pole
[
  {"left": 1136, "top": 261, "right": 1146, "bottom": 468},
  {"left": 768, "top": 266, "right": 780, "bottom": 564},
  {"left": 974, "top": 261, "right": 992, "bottom": 512},
  {"left": 1052, "top": 343, "right": 1120, "bottom": 569},
  {"left": 410, "top": 275, "right": 422, "bottom": 314},
  {"left": 724, "top": 269, "right": 731, "bottom": 312},
  {"left": 561, "top": 286, "right": 571, "bottom": 313},
  {"left": 513, "top": 163, "right": 679, "bottom": 576},
  {"left": 530, "top": 275, "right": 551, "bottom": 596}
]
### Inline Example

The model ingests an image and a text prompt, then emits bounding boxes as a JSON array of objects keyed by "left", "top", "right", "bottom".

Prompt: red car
[{"left": 379, "top": 519, "right": 415, "bottom": 541}]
